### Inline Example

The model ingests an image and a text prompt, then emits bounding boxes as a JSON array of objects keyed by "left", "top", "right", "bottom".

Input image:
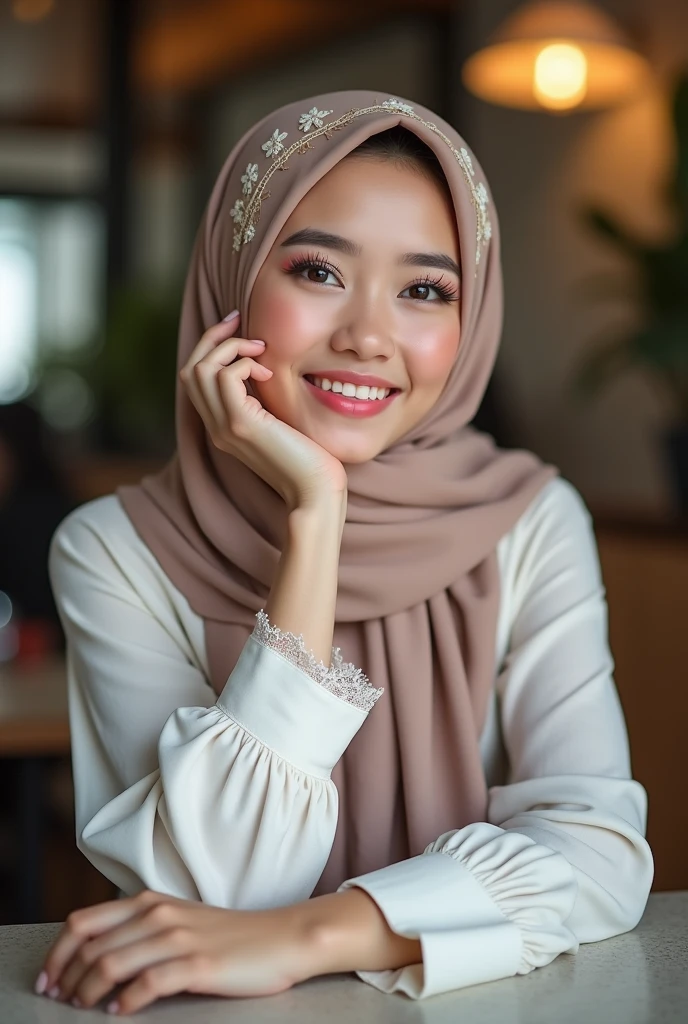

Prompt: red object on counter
[{"left": 15, "top": 618, "right": 59, "bottom": 664}]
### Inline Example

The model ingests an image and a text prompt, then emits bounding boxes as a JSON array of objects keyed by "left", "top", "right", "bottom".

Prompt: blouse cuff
[
  {"left": 337, "top": 822, "right": 580, "bottom": 999},
  {"left": 253, "top": 609, "right": 383, "bottom": 713},
  {"left": 216, "top": 611, "right": 382, "bottom": 780},
  {"left": 338, "top": 851, "right": 522, "bottom": 998}
]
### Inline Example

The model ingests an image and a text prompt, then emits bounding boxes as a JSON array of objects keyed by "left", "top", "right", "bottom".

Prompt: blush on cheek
[
  {"left": 408, "top": 324, "right": 460, "bottom": 386},
  {"left": 249, "top": 287, "right": 321, "bottom": 360}
]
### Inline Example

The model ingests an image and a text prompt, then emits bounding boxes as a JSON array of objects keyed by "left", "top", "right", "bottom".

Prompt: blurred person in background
[
  {"left": 0, "top": 400, "right": 73, "bottom": 917},
  {"left": 37, "top": 91, "right": 652, "bottom": 1015},
  {"left": 0, "top": 400, "right": 72, "bottom": 654}
]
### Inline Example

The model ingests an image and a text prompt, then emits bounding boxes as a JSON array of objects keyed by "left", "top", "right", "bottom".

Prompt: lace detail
[{"left": 252, "top": 609, "right": 383, "bottom": 714}]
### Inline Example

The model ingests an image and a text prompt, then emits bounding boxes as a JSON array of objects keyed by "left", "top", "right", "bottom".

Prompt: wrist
[
  {"left": 265, "top": 489, "right": 345, "bottom": 669},
  {"left": 293, "top": 888, "right": 422, "bottom": 978},
  {"left": 289, "top": 488, "right": 347, "bottom": 523}
]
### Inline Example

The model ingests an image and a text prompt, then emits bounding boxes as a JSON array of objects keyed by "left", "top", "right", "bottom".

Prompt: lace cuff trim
[{"left": 252, "top": 609, "right": 384, "bottom": 714}]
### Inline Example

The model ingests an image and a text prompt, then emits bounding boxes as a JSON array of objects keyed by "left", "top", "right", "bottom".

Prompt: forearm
[
  {"left": 294, "top": 888, "right": 422, "bottom": 977},
  {"left": 264, "top": 492, "right": 347, "bottom": 668}
]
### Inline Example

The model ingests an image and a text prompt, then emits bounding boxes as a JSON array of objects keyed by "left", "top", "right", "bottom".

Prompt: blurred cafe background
[{"left": 0, "top": 0, "right": 687, "bottom": 924}]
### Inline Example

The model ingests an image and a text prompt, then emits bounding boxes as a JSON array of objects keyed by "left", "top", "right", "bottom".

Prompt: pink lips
[{"left": 303, "top": 376, "right": 400, "bottom": 418}]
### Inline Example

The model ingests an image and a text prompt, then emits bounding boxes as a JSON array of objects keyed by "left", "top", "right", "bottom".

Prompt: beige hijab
[{"left": 118, "top": 90, "right": 557, "bottom": 896}]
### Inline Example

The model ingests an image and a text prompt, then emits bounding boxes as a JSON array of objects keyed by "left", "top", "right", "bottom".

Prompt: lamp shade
[{"left": 462, "top": 1, "right": 651, "bottom": 112}]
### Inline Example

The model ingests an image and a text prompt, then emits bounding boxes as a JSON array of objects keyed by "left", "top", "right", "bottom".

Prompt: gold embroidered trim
[{"left": 231, "top": 101, "right": 492, "bottom": 271}]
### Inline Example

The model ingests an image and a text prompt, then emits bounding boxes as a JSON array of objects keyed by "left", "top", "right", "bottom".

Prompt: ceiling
[{"left": 0, "top": 0, "right": 454, "bottom": 125}]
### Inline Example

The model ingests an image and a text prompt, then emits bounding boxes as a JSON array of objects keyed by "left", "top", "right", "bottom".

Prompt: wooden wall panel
[{"left": 595, "top": 527, "right": 688, "bottom": 891}]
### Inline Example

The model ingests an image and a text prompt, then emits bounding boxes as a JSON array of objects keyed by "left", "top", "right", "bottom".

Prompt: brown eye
[
  {"left": 307, "top": 267, "right": 330, "bottom": 283},
  {"left": 408, "top": 284, "right": 431, "bottom": 300}
]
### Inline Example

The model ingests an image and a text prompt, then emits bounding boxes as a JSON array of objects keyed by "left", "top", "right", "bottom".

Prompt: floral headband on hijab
[{"left": 230, "top": 95, "right": 492, "bottom": 269}]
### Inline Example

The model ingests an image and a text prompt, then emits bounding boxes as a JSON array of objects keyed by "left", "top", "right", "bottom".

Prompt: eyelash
[{"left": 284, "top": 252, "right": 459, "bottom": 304}]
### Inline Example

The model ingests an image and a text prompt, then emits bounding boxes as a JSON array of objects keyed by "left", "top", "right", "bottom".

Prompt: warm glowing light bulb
[
  {"left": 12, "top": 0, "right": 54, "bottom": 23},
  {"left": 533, "top": 42, "right": 588, "bottom": 110}
]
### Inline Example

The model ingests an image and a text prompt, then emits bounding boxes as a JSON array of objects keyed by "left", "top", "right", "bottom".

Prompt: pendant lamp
[{"left": 462, "top": 1, "right": 651, "bottom": 113}]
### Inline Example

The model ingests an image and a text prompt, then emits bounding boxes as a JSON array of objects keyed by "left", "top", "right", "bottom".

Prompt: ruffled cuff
[
  {"left": 216, "top": 610, "right": 383, "bottom": 779},
  {"left": 337, "top": 822, "right": 579, "bottom": 999},
  {"left": 427, "top": 823, "right": 579, "bottom": 973},
  {"left": 253, "top": 609, "right": 383, "bottom": 713}
]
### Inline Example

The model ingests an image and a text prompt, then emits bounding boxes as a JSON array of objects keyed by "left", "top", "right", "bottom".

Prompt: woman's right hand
[{"left": 179, "top": 311, "right": 349, "bottom": 511}]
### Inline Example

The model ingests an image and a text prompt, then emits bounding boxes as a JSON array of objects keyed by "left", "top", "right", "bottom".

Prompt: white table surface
[{"left": 0, "top": 891, "right": 686, "bottom": 1023}]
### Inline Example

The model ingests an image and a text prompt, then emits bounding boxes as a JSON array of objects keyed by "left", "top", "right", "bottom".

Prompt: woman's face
[{"left": 247, "top": 153, "right": 461, "bottom": 465}]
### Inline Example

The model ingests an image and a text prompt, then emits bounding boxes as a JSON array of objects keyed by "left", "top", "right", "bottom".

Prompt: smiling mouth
[
  {"left": 302, "top": 374, "right": 401, "bottom": 396},
  {"left": 301, "top": 375, "right": 402, "bottom": 417}
]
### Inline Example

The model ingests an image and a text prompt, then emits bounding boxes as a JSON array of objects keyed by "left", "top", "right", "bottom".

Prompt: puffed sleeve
[
  {"left": 48, "top": 503, "right": 382, "bottom": 909},
  {"left": 337, "top": 478, "right": 654, "bottom": 999}
]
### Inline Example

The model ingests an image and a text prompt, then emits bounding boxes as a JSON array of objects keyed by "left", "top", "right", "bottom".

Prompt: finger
[
  {"left": 40, "top": 892, "right": 161, "bottom": 994},
  {"left": 57, "top": 897, "right": 186, "bottom": 1004},
  {"left": 191, "top": 311, "right": 241, "bottom": 363},
  {"left": 57, "top": 914, "right": 168, "bottom": 1003},
  {"left": 72, "top": 932, "right": 193, "bottom": 1012},
  {"left": 188, "top": 335, "right": 266, "bottom": 386},
  {"left": 115, "top": 954, "right": 209, "bottom": 1016},
  {"left": 194, "top": 355, "right": 271, "bottom": 437},
  {"left": 180, "top": 313, "right": 251, "bottom": 377},
  {"left": 183, "top": 339, "right": 266, "bottom": 426},
  {"left": 215, "top": 354, "right": 272, "bottom": 423}
]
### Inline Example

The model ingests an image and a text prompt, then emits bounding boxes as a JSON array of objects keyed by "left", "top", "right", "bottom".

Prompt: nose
[{"left": 329, "top": 296, "right": 395, "bottom": 361}]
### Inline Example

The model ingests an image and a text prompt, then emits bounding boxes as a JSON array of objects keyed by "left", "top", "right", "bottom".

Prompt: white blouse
[{"left": 48, "top": 476, "right": 653, "bottom": 999}]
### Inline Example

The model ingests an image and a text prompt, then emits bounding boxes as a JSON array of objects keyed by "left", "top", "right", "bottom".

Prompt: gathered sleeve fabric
[
  {"left": 48, "top": 499, "right": 381, "bottom": 909},
  {"left": 337, "top": 478, "right": 654, "bottom": 999}
]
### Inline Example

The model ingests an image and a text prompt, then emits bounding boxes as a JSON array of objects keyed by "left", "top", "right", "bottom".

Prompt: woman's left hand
[{"left": 36, "top": 889, "right": 318, "bottom": 1015}]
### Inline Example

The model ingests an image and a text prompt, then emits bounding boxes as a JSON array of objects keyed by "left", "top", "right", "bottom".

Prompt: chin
[
  {"left": 257, "top": 386, "right": 386, "bottom": 464},
  {"left": 315, "top": 438, "right": 383, "bottom": 465}
]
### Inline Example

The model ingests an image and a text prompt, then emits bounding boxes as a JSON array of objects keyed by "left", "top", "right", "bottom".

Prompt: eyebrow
[
  {"left": 401, "top": 251, "right": 461, "bottom": 278},
  {"left": 280, "top": 227, "right": 461, "bottom": 278}
]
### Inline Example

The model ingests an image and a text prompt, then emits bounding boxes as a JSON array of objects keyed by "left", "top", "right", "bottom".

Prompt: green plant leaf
[
  {"left": 573, "top": 68, "right": 688, "bottom": 422},
  {"left": 579, "top": 207, "right": 642, "bottom": 257},
  {"left": 98, "top": 283, "right": 182, "bottom": 448},
  {"left": 641, "top": 233, "right": 688, "bottom": 311},
  {"left": 629, "top": 313, "right": 688, "bottom": 369}
]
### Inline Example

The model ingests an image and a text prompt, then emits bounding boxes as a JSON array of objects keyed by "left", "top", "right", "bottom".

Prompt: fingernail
[
  {"left": 107, "top": 1000, "right": 120, "bottom": 1014},
  {"left": 47, "top": 985, "right": 60, "bottom": 999},
  {"left": 71, "top": 997, "right": 82, "bottom": 1008},
  {"left": 222, "top": 309, "right": 240, "bottom": 321},
  {"left": 34, "top": 971, "right": 48, "bottom": 994},
  {"left": 250, "top": 339, "right": 266, "bottom": 345}
]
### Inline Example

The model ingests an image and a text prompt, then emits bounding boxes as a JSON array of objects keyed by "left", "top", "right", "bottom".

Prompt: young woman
[{"left": 36, "top": 90, "right": 653, "bottom": 1014}]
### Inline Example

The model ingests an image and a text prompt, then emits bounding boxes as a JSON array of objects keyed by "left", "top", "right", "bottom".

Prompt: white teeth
[{"left": 310, "top": 376, "right": 391, "bottom": 400}]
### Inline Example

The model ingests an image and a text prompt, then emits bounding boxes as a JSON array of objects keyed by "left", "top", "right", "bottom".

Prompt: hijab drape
[{"left": 118, "top": 91, "right": 558, "bottom": 895}]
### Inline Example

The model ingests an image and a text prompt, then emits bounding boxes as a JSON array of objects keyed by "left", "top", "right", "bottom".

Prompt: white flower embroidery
[
  {"left": 228, "top": 103, "right": 491, "bottom": 270},
  {"left": 241, "top": 163, "right": 258, "bottom": 196},
  {"left": 475, "top": 182, "right": 492, "bottom": 245},
  {"left": 382, "top": 97, "right": 415, "bottom": 115},
  {"left": 230, "top": 199, "right": 244, "bottom": 224},
  {"left": 298, "top": 106, "right": 333, "bottom": 132},
  {"left": 261, "top": 129, "right": 288, "bottom": 158}
]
